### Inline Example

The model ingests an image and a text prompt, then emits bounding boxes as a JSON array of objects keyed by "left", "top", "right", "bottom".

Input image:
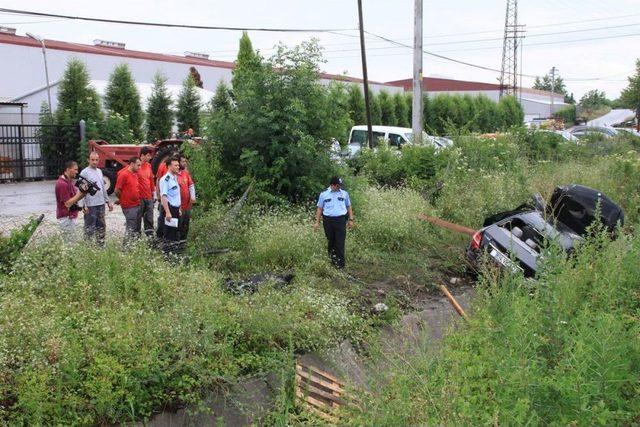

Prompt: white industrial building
[{"left": 0, "top": 26, "right": 566, "bottom": 125}]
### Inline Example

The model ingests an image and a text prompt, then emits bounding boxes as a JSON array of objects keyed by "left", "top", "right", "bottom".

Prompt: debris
[
  {"left": 223, "top": 273, "right": 294, "bottom": 295},
  {"left": 417, "top": 213, "right": 476, "bottom": 236},
  {"left": 295, "top": 360, "right": 346, "bottom": 423},
  {"left": 373, "top": 303, "right": 389, "bottom": 312},
  {"left": 438, "top": 284, "right": 467, "bottom": 319},
  {"left": 449, "top": 277, "right": 461, "bottom": 285}
]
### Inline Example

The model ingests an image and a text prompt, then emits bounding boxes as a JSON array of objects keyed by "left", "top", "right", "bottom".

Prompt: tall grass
[{"left": 348, "top": 229, "right": 640, "bottom": 425}]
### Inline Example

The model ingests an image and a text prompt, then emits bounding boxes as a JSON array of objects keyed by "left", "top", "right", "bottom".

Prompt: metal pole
[
  {"left": 550, "top": 66, "right": 556, "bottom": 118},
  {"left": 412, "top": 0, "right": 423, "bottom": 143},
  {"left": 27, "top": 33, "right": 53, "bottom": 115},
  {"left": 357, "top": 0, "right": 373, "bottom": 149}
]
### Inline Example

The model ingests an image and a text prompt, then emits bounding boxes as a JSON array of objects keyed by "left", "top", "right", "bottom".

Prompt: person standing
[
  {"left": 155, "top": 155, "right": 170, "bottom": 239},
  {"left": 114, "top": 157, "right": 141, "bottom": 244},
  {"left": 159, "top": 156, "right": 182, "bottom": 251},
  {"left": 54, "top": 160, "right": 87, "bottom": 240},
  {"left": 79, "top": 152, "right": 113, "bottom": 244},
  {"left": 313, "top": 176, "right": 354, "bottom": 269},
  {"left": 137, "top": 147, "right": 155, "bottom": 237},
  {"left": 177, "top": 154, "right": 196, "bottom": 240}
]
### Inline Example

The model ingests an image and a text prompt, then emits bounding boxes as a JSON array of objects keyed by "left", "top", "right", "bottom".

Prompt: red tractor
[{"left": 88, "top": 139, "right": 186, "bottom": 194}]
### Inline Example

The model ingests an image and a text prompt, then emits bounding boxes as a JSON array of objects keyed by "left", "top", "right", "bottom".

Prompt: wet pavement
[{"left": 0, "top": 180, "right": 126, "bottom": 238}]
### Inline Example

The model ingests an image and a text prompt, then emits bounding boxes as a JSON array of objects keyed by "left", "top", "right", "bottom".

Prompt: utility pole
[
  {"left": 357, "top": 0, "right": 373, "bottom": 149},
  {"left": 549, "top": 66, "right": 556, "bottom": 118},
  {"left": 27, "top": 32, "right": 52, "bottom": 115},
  {"left": 412, "top": 0, "right": 423, "bottom": 144},
  {"left": 498, "top": 0, "right": 525, "bottom": 97}
]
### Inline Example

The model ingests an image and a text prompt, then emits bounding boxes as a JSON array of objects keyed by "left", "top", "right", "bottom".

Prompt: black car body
[{"left": 467, "top": 184, "right": 624, "bottom": 278}]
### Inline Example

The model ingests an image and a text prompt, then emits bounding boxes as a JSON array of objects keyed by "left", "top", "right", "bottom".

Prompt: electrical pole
[
  {"left": 498, "top": 0, "right": 525, "bottom": 98},
  {"left": 357, "top": 0, "right": 373, "bottom": 149},
  {"left": 549, "top": 66, "right": 556, "bottom": 118},
  {"left": 27, "top": 32, "right": 52, "bottom": 115},
  {"left": 412, "top": 0, "right": 423, "bottom": 144}
]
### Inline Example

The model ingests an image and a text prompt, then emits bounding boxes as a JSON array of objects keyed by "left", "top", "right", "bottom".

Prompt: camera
[{"left": 75, "top": 174, "right": 100, "bottom": 196}]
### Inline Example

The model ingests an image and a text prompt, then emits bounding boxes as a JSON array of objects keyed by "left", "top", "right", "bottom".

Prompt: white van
[{"left": 346, "top": 125, "right": 452, "bottom": 156}]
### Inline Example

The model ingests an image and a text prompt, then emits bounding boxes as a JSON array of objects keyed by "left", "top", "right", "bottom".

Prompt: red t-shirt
[
  {"left": 55, "top": 175, "right": 78, "bottom": 219},
  {"left": 137, "top": 162, "right": 155, "bottom": 200},
  {"left": 178, "top": 169, "right": 194, "bottom": 210},
  {"left": 115, "top": 168, "right": 141, "bottom": 208}
]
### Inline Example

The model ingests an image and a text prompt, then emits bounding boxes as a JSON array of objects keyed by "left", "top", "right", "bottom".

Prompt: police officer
[
  {"left": 314, "top": 176, "right": 354, "bottom": 269},
  {"left": 159, "top": 156, "right": 181, "bottom": 252}
]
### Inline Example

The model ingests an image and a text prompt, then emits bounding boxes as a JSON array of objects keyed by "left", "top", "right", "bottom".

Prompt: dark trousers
[
  {"left": 163, "top": 205, "right": 181, "bottom": 253},
  {"left": 323, "top": 215, "right": 347, "bottom": 269},
  {"left": 139, "top": 198, "right": 154, "bottom": 237},
  {"left": 122, "top": 206, "right": 141, "bottom": 246},
  {"left": 156, "top": 204, "right": 165, "bottom": 239},
  {"left": 179, "top": 209, "right": 191, "bottom": 240},
  {"left": 84, "top": 204, "right": 106, "bottom": 245}
]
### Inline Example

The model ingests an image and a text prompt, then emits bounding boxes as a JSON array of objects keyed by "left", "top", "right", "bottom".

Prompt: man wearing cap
[{"left": 313, "top": 176, "right": 354, "bottom": 269}]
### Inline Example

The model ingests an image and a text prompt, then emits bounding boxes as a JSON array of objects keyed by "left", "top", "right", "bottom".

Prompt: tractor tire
[
  {"left": 151, "top": 144, "right": 181, "bottom": 176},
  {"left": 102, "top": 168, "right": 117, "bottom": 195}
]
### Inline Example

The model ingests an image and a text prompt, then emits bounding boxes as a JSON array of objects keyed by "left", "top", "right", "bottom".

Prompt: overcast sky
[{"left": 1, "top": 0, "right": 637, "bottom": 99}]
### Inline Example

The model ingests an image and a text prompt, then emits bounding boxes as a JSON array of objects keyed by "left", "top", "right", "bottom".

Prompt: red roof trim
[
  {"left": 385, "top": 77, "right": 502, "bottom": 92},
  {"left": 0, "top": 33, "right": 236, "bottom": 69}
]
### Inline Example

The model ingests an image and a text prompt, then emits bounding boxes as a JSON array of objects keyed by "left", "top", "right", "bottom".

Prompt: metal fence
[{"left": 0, "top": 124, "right": 79, "bottom": 182}]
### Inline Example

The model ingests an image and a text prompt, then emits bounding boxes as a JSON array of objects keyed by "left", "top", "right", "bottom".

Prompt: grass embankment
[{"left": 1, "top": 131, "right": 639, "bottom": 424}]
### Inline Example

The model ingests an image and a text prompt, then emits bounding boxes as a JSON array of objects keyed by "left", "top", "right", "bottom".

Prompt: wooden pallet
[{"left": 295, "top": 360, "right": 346, "bottom": 423}]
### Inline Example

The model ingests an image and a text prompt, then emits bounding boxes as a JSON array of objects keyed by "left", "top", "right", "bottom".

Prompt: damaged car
[{"left": 467, "top": 184, "right": 624, "bottom": 278}]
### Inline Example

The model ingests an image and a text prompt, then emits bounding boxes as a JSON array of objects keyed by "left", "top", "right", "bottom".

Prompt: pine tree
[
  {"left": 55, "top": 59, "right": 103, "bottom": 162},
  {"left": 369, "top": 91, "right": 382, "bottom": 125},
  {"left": 104, "top": 63, "right": 143, "bottom": 141},
  {"left": 347, "top": 85, "right": 366, "bottom": 125},
  {"left": 231, "top": 31, "right": 262, "bottom": 102},
  {"left": 176, "top": 74, "right": 201, "bottom": 134},
  {"left": 393, "top": 92, "right": 409, "bottom": 127},
  {"left": 146, "top": 72, "right": 173, "bottom": 141},
  {"left": 378, "top": 91, "right": 397, "bottom": 126},
  {"left": 497, "top": 95, "right": 524, "bottom": 129}
]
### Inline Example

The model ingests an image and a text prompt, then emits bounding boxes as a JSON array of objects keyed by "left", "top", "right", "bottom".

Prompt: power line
[{"left": 0, "top": 8, "right": 356, "bottom": 33}]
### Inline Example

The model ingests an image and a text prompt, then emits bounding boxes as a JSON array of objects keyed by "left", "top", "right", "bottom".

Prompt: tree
[
  {"left": 533, "top": 74, "right": 568, "bottom": 96},
  {"left": 189, "top": 66, "right": 204, "bottom": 88},
  {"left": 369, "top": 91, "right": 382, "bottom": 125},
  {"left": 620, "top": 59, "right": 640, "bottom": 130},
  {"left": 146, "top": 72, "right": 173, "bottom": 141},
  {"left": 347, "top": 85, "right": 366, "bottom": 125},
  {"left": 176, "top": 74, "right": 201, "bottom": 135},
  {"left": 37, "top": 101, "right": 61, "bottom": 176},
  {"left": 497, "top": 95, "right": 524, "bottom": 129},
  {"left": 473, "top": 95, "right": 500, "bottom": 133},
  {"left": 205, "top": 34, "right": 339, "bottom": 202},
  {"left": 55, "top": 58, "right": 103, "bottom": 162},
  {"left": 325, "top": 82, "right": 353, "bottom": 142},
  {"left": 378, "top": 91, "right": 397, "bottom": 126},
  {"left": 104, "top": 63, "right": 143, "bottom": 141},
  {"left": 393, "top": 92, "right": 409, "bottom": 127},
  {"left": 102, "top": 111, "right": 134, "bottom": 145},
  {"left": 578, "top": 89, "right": 611, "bottom": 119}
]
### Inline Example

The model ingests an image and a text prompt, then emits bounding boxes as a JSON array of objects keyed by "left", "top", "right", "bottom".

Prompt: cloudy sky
[{"left": 1, "top": 0, "right": 637, "bottom": 99}]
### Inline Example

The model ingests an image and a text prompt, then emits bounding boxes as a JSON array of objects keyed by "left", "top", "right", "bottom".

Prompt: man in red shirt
[
  {"left": 178, "top": 154, "right": 196, "bottom": 240},
  {"left": 55, "top": 160, "right": 88, "bottom": 240},
  {"left": 115, "top": 157, "right": 141, "bottom": 244},
  {"left": 137, "top": 147, "right": 155, "bottom": 237}
]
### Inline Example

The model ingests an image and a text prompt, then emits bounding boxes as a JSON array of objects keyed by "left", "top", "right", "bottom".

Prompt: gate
[{"left": 0, "top": 124, "right": 80, "bottom": 182}]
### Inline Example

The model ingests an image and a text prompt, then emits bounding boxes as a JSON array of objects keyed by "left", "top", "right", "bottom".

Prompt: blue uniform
[
  {"left": 159, "top": 172, "right": 181, "bottom": 208},
  {"left": 317, "top": 188, "right": 351, "bottom": 217}
]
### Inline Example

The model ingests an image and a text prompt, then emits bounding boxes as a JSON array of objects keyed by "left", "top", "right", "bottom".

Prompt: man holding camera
[
  {"left": 79, "top": 152, "right": 113, "bottom": 244},
  {"left": 55, "top": 160, "right": 88, "bottom": 240}
]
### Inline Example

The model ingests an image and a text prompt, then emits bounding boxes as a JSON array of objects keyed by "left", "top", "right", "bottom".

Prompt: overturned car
[{"left": 467, "top": 184, "right": 624, "bottom": 277}]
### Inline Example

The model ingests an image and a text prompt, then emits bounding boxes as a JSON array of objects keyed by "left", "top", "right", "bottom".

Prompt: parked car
[
  {"left": 536, "top": 129, "right": 579, "bottom": 143},
  {"left": 467, "top": 184, "right": 624, "bottom": 277},
  {"left": 568, "top": 126, "right": 619, "bottom": 140},
  {"left": 346, "top": 125, "right": 451, "bottom": 157}
]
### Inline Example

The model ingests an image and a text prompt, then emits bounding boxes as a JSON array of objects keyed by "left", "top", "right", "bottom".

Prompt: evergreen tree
[
  {"left": 378, "top": 91, "right": 397, "bottom": 126},
  {"left": 325, "top": 82, "right": 353, "bottom": 142},
  {"left": 211, "top": 80, "right": 233, "bottom": 114},
  {"left": 497, "top": 95, "right": 524, "bottom": 129},
  {"left": 473, "top": 95, "right": 500, "bottom": 133},
  {"left": 37, "top": 101, "right": 60, "bottom": 176},
  {"left": 459, "top": 94, "right": 476, "bottom": 131},
  {"left": 103, "top": 111, "right": 134, "bottom": 145},
  {"left": 146, "top": 72, "right": 173, "bottom": 141},
  {"left": 176, "top": 74, "right": 202, "bottom": 135},
  {"left": 347, "top": 84, "right": 366, "bottom": 125},
  {"left": 369, "top": 91, "right": 382, "bottom": 125},
  {"left": 55, "top": 59, "right": 103, "bottom": 162},
  {"left": 189, "top": 66, "right": 204, "bottom": 88},
  {"left": 620, "top": 59, "right": 640, "bottom": 128},
  {"left": 104, "top": 63, "right": 143, "bottom": 141},
  {"left": 231, "top": 31, "right": 263, "bottom": 102},
  {"left": 393, "top": 92, "right": 409, "bottom": 127}
]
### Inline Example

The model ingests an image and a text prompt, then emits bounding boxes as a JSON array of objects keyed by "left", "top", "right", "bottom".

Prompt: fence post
[
  {"left": 17, "top": 125, "right": 25, "bottom": 179},
  {"left": 79, "top": 119, "right": 86, "bottom": 142}
]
